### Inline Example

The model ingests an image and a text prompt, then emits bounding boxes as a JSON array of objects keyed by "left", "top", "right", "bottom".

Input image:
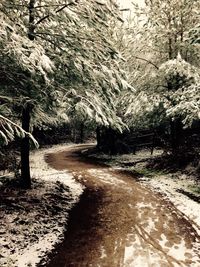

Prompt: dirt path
[{"left": 45, "top": 145, "right": 200, "bottom": 267}]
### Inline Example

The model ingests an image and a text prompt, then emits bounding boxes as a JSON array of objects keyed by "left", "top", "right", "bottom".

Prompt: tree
[
  {"left": 116, "top": 0, "right": 200, "bottom": 152},
  {"left": 0, "top": 0, "right": 130, "bottom": 187},
  {"left": 0, "top": 5, "right": 56, "bottom": 187}
]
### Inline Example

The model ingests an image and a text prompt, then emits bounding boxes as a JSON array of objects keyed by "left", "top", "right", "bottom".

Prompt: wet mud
[{"left": 45, "top": 145, "right": 200, "bottom": 267}]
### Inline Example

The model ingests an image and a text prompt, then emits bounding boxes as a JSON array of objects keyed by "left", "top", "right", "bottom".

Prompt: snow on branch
[{"left": 0, "top": 115, "right": 38, "bottom": 147}]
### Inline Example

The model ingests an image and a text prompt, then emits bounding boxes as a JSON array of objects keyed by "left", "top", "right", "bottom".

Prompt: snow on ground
[
  {"left": 140, "top": 174, "right": 200, "bottom": 234},
  {"left": 88, "top": 168, "right": 127, "bottom": 186},
  {"left": 100, "top": 149, "right": 200, "bottom": 235},
  {"left": 104, "top": 149, "right": 200, "bottom": 231},
  {"left": 0, "top": 144, "right": 83, "bottom": 267},
  {"left": 85, "top": 154, "right": 200, "bottom": 266}
]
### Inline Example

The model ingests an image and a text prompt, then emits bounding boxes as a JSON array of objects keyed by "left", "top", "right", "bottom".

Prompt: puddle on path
[{"left": 44, "top": 145, "right": 200, "bottom": 267}]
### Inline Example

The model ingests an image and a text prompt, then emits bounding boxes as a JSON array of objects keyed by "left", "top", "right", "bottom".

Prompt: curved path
[{"left": 45, "top": 145, "right": 200, "bottom": 267}]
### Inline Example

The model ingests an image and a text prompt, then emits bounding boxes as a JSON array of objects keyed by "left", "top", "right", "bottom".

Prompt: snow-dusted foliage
[
  {"left": 166, "top": 84, "right": 200, "bottom": 127},
  {"left": 124, "top": 92, "right": 165, "bottom": 128},
  {"left": 0, "top": 6, "right": 56, "bottom": 142},
  {"left": 116, "top": 0, "right": 200, "bottom": 129},
  {"left": 0, "top": 0, "right": 130, "bottom": 145},
  {"left": 122, "top": 54, "right": 200, "bottom": 128},
  {"left": 159, "top": 54, "right": 200, "bottom": 91},
  {"left": 0, "top": 115, "right": 38, "bottom": 146},
  {"left": 31, "top": 0, "right": 128, "bottom": 130},
  {"left": 0, "top": 15, "right": 54, "bottom": 79},
  {"left": 189, "top": 23, "right": 200, "bottom": 45}
]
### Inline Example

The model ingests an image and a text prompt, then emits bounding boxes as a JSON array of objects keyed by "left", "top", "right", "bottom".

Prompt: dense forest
[
  {"left": 1, "top": 0, "right": 200, "bottom": 186},
  {"left": 0, "top": 0, "right": 200, "bottom": 266}
]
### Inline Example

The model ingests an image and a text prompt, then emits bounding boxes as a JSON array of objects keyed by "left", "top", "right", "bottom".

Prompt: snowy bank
[
  {"left": 0, "top": 144, "right": 83, "bottom": 267},
  {"left": 87, "top": 149, "right": 200, "bottom": 234},
  {"left": 140, "top": 174, "right": 200, "bottom": 235}
]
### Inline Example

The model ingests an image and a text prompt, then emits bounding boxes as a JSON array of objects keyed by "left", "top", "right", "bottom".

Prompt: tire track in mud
[{"left": 44, "top": 145, "right": 200, "bottom": 267}]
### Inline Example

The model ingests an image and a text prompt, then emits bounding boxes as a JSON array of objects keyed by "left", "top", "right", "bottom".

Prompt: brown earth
[{"left": 44, "top": 144, "right": 200, "bottom": 267}]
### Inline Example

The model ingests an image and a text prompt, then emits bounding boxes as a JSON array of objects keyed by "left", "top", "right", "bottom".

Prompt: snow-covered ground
[
  {"left": 99, "top": 149, "right": 200, "bottom": 235},
  {"left": 0, "top": 144, "right": 83, "bottom": 267},
  {"left": 0, "top": 145, "right": 199, "bottom": 267},
  {"left": 140, "top": 174, "right": 200, "bottom": 235}
]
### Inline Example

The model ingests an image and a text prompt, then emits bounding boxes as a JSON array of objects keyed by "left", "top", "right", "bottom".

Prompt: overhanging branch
[
  {"left": 35, "top": 1, "right": 79, "bottom": 26},
  {"left": 133, "top": 56, "right": 159, "bottom": 69}
]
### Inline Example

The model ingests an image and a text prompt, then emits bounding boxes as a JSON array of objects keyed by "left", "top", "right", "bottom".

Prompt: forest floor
[
  {"left": 0, "top": 144, "right": 200, "bottom": 267},
  {"left": 0, "top": 144, "right": 83, "bottom": 267}
]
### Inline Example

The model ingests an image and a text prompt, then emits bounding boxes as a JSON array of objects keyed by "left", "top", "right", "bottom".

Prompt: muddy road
[{"left": 45, "top": 145, "right": 200, "bottom": 267}]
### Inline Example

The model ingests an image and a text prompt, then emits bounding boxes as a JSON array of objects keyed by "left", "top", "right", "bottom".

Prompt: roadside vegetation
[{"left": 0, "top": 0, "right": 200, "bottom": 266}]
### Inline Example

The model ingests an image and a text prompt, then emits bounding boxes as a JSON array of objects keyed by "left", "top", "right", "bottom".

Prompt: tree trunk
[
  {"left": 170, "top": 119, "right": 183, "bottom": 155},
  {"left": 21, "top": 105, "right": 31, "bottom": 189},
  {"left": 106, "top": 127, "right": 116, "bottom": 155},
  {"left": 19, "top": 0, "right": 35, "bottom": 189},
  {"left": 96, "top": 127, "right": 101, "bottom": 149},
  {"left": 80, "top": 122, "right": 84, "bottom": 143}
]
